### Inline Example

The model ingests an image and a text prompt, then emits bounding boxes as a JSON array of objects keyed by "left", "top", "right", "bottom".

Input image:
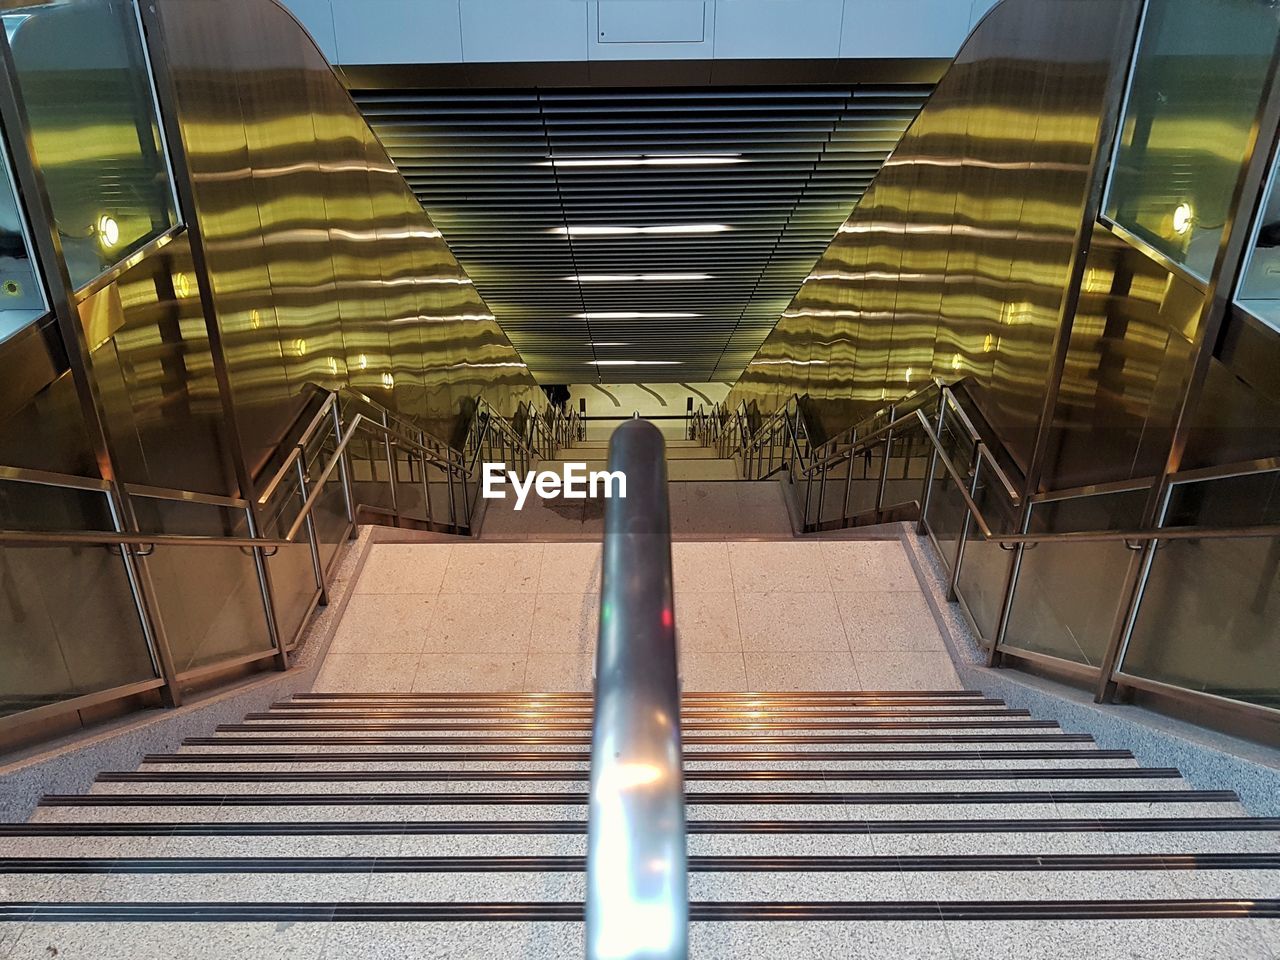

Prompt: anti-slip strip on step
[
  {"left": 270, "top": 701, "right": 1011, "bottom": 712},
  {"left": 0, "top": 899, "right": 1276, "bottom": 922},
  {"left": 100, "top": 766, "right": 1182, "bottom": 783},
  {"left": 142, "top": 749, "right": 1137, "bottom": 764},
  {"left": 255, "top": 707, "right": 1027, "bottom": 718},
  {"left": 180, "top": 734, "right": 1096, "bottom": 746},
  {"left": 39, "top": 789, "right": 1238, "bottom": 807},
  {"left": 289, "top": 691, "right": 988, "bottom": 700},
  {"left": 4, "top": 817, "right": 1277, "bottom": 838},
  {"left": 218, "top": 720, "right": 1061, "bottom": 732},
  {"left": 270, "top": 697, "right": 1012, "bottom": 707},
  {"left": 2, "top": 852, "right": 1277, "bottom": 874}
]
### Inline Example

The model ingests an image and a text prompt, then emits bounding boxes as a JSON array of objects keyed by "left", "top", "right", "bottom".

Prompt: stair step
[
  {"left": 104, "top": 766, "right": 1176, "bottom": 784},
  {"left": 290, "top": 690, "right": 988, "bottom": 701},
  {"left": 146, "top": 748, "right": 1139, "bottom": 769},
  {"left": 6, "top": 851, "right": 1277, "bottom": 874},
  {"left": 172, "top": 737, "right": 1112, "bottom": 755},
  {"left": 181, "top": 735, "right": 1098, "bottom": 751},
  {"left": 4, "top": 917, "right": 1276, "bottom": 960},
  {"left": 265, "top": 702, "right": 1022, "bottom": 715},
  {"left": 3, "top": 828, "right": 1278, "bottom": 861},
  {"left": 223, "top": 718, "right": 1060, "bottom": 732},
  {"left": 42, "top": 789, "right": 1240, "bottom": 807},
  {"left": 8, "top": 816, "right": 1278, "bottom": 838},
  {"left": 2, "top": 865, "right": 1278, "bottom": 905},
  {"left": 31, "top": 790, "right": 1244, "bottom": 829},
  {"left": 86, "top": 777, "right": 1193, "bottom": 798},
  {"left": 8, "top": 685, "right": 1267, "bottom": 960},
  {"left": 1, "top": 899, "right": 1276, "bottom": 922}
]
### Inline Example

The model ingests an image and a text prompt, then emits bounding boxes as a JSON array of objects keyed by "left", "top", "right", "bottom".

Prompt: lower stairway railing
[
  {"left": 0, "top": 385, "right": 575, "bottom": 743},
  {"left": 703, "top": 380, "right": 1280, "bottom": 739}
]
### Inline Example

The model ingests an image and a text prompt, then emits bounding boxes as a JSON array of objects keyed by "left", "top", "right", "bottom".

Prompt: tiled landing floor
[{"left": 315, "top": 538, "right": 960, "bottom": 693}]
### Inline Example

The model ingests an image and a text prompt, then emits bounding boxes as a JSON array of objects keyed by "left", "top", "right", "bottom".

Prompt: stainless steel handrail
[
  {"left": 913, "top": 409, "right": 1280, "bottom": 546},
  {"left": 798, "top": 384, "right": 1022, "bottom": 506},
  {"left": 256, "top": 392, "right": 341, "bottom": 506},
  {"left": 257, "top": 388, "right": 469, "bottom": 510},
  {"left": 587, "top": 419, "right": 687, "bottom": 960},
  {"left": 0, "top": 463, "right": 113, "bottom": 492},
  {"left": 0, "top": 410, "right": 439, "bottom": 549},
  {"left": 0, "top": 529, "right": 289, "bottom": 549}
]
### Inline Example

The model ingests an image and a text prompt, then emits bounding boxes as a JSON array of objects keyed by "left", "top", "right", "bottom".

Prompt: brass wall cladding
[
  {"left": 726, "top": 0, "right": 1138, "bottom": 466},
  {"left": 0, "top": 233, "right": 240, "bottom": 493},
  {"left": 150, "top": 0, "right": 541, "bottom": 473}
]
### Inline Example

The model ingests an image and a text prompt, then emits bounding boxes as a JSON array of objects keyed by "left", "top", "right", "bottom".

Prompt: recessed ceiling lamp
[
  {"left": 588, "top": 360, "right": 682, "bottom": 366},
  {"left": 549, "top": 224, "right": 733, "bottom": 237},
  {"left": 589, "top": 342, "right": 631, "bottom": 346},
  {"left": 539, "top": 154, "right": 744, "bottom": 168},
  {"left": 565, "top": 273, "right": 713, "bottom": 282},
  {"left": 575, "top": 312, "right": 699, "bottom": 320}
]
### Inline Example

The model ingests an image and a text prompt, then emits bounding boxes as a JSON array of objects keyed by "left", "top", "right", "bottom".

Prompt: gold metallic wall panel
[
  {"left": 728, "top": 0, "right": 1137, "bottom": 465},
  {"left": 1042, "top": 223, "right": 1204, "bottom": 490},
  {"left": 152, "top": 0, "right": 540, "bottom": 477}
]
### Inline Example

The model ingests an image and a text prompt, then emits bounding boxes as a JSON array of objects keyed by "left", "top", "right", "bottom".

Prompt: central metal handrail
[{"left": 587, "top": 419, "right": 687, "bottom": 960}]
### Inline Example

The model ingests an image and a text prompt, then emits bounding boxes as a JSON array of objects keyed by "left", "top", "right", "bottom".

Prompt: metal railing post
[
  {"left": 106, "top": 492, "right": 183, "bottom": 707},
  {"left": 295, "top": 455, "right": 328, "bottom": 606},
  {"left": 419, "top": 452, "right": 434, "bottom": 526},
  {"left": 331, "top": 400, "right": 356, "bottom": 533},
  {"left": 988, "top": 504, "right": 1032, "bottom": 666},
  {"left": 917, "top": 394, "right": 947, "bottom": 535},
  {"left": 842, "top": 429, "right": 858, "bottom": 525},
  {"left": 875, "top": 405, "right": 897, "bottom": 518},
  {"left": 246, "top": 504, "right": 287, "bottom": 670},
  {"left": 381, "top": 411, "right": 399, "bottom": 519},
  {"left": 1093, "top": 486, "right": 1172, "bottom": 702},
  {"left": 947, "top": 447, "right": 983, "bottom": 602}
]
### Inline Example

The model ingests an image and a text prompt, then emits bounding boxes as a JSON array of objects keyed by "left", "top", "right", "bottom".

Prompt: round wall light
[
  {"left": 96, "top": 214, "right": 120, "bottom": 249},
  {"left": 1172, "top": 202, "right": 1194, "bottom": 236}
]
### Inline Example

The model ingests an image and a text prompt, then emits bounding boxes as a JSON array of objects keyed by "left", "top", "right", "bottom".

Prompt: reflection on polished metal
[
  {"left": 0, "top": 379, "right": 563, "bottom": 737},
  {"left": 726, "top": 0, "right": 1142, "bottom": 472},
  {"left": 0, "top": 0, "right": 577, "bottom": 742},
  {"left": 702, "top": 374, "right": 1280, "bottom": 737},
  {"left": 588, "top": 420, "right": 687, "bottom": 960},
  {"left": 142, "top": 0, "right": 544, "bottom": 477}
]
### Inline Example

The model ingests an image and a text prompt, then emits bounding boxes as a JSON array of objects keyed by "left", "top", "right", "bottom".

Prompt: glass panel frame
[
  {"left": 1, "top": 0, "right": 180, "bottom": 291},
  {"left": 1118, "top": 469, "right": 1280, "bottom": 710},
  {"left": 1103, "top": 0, "right": 1280, "bottom": 281},
  {"left": 1001, "top": 487, "right": 1148, "bottom": 668},
  {"left": 0, "top": 126, "right": 47, "bottom": 344},
  {"left": 1235, "top": 142, "right": 1280, "bottom": 332}
]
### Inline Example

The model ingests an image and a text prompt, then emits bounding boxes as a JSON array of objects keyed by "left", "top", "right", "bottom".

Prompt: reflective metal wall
[
  {"left": 721, "top": 0, "right": 1280, "bottom": 737},
  {"left": 0, "top": 0, "right": 543, "bottom": 746},
  {"left": 726, "top": 0, "right": 1139, "bottom": 468},
  {"left": 149, "top": 0, "right": 542, "bottom": 475}
]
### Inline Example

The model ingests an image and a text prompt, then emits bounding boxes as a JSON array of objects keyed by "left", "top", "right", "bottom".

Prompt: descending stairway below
[
  {"left": 480, "top": 437, "right": 790, "bottom": 540},
  {"left": 0, "top": 690, "right": 1277, "bottom": 958}
]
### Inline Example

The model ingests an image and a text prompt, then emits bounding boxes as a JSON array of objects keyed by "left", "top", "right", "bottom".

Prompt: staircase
[
  {"left": 1, "top": 690, "right": 1277, "bottom": 958},
  {"left": 544, "top": 438, "right": 741, "bottom": 482}
]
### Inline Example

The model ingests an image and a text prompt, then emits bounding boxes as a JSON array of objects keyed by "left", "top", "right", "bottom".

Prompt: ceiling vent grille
[{"left": 353, "top": 85, "right": 930, "bottom": 382}]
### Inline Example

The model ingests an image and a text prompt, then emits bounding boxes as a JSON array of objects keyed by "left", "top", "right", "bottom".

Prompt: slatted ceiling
[{"left": 352, "top": 84, "right": 931, "bottom": 383}]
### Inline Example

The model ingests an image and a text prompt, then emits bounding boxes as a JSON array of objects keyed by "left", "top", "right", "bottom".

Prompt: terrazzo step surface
[{"left": 1, "top": 690, "right": 1277, "bottom": 960}]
